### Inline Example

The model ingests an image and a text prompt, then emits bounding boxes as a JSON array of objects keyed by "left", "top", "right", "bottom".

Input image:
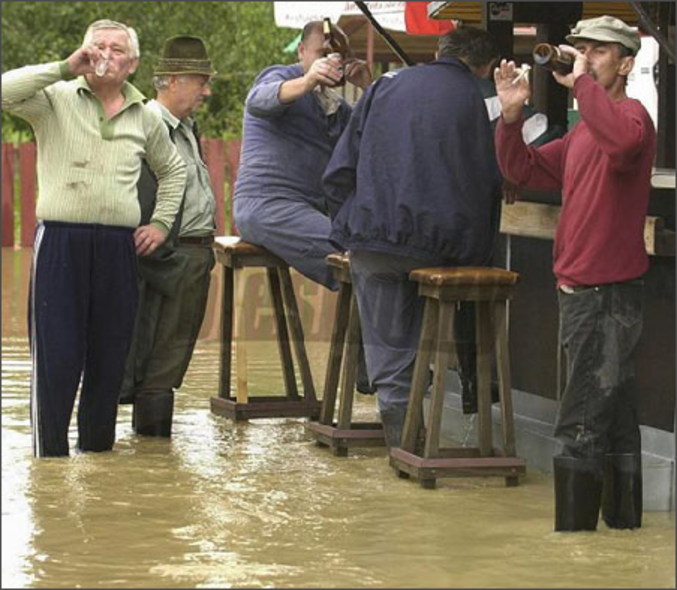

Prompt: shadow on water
[{"left": 2, "top": 248, "right": 675, "bottom": 588}]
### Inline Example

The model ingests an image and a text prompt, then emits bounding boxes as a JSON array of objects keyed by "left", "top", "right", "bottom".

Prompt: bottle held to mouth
[
  {"left": 532, "top": 43, "right": 574, "bottom": 74},
  {"left": 322, "top": 17, "right": 345, "bottom": 87}
]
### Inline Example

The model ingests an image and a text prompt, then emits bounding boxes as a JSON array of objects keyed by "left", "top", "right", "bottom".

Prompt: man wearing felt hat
[
  {"left": 120, "top": 35, "right": 218, "bottom": 438},
  {"left": 494, "top": 15, "right": 655, "bottom": 532}
]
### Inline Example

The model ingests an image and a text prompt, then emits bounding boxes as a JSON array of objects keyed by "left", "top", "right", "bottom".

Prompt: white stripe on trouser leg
[{"left": 30, "top": 222, "right": 46, "bottom": 457}]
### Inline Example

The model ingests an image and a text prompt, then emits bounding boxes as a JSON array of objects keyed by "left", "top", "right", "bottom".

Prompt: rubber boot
[
  {"left": 133, "top": 390, "right": 174, "bottom": 437},
  {"left": 601, "top": 453, "right": 643, "bottom": 529},
  {"left": 380, "top": 406, "right": 407, "bottom": 448},
  {"left": 460, "top": 372, "right": 500, "bottom": 414},
  {"left": 553, "top": 455, "right": 604, "bottom": 532},
  {"left": 356, "top": 341, "right": 376, "bottom": 395}
]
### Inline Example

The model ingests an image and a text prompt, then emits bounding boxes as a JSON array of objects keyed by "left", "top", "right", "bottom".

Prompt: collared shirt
[
  {"left": 148, "top": 100, "right": 215, "bottom": 237},
  {"left": 1, "top": 61, "right": 186, "bottom": 233}
]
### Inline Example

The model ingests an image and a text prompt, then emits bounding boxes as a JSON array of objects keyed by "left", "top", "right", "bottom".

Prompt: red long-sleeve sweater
[{"left": 496, "top": 74, "right": 656, "bottom": 287}]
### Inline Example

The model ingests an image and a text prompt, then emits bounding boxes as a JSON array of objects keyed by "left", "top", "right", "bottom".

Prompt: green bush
[{"left": 1, "top": 1, "right": 299, "bottom": 140}]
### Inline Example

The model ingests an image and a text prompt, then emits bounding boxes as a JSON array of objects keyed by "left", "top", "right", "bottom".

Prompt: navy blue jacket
[{"left": 323, "top": 56, "right": 502, "bottom": 264}]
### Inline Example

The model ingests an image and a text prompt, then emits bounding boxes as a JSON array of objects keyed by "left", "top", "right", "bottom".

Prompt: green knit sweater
[{"left": 1, "top": 61, "right": 186, "bottom": 233}]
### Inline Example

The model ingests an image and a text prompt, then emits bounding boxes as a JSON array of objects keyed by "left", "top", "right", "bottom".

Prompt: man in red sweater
[{"left": 494, "top": 15, "right": 655, "bottom": 532}]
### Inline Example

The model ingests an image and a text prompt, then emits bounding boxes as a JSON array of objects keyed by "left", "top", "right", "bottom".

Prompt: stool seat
[
  {"left": 409, "top": 267, "right": 519, "bottom": 287},
  {"left": 214, "top": 237, "right": 286, "bottom": 268},
  {"left": 325, "top": 252, "right": 350, "bottom": 271}
]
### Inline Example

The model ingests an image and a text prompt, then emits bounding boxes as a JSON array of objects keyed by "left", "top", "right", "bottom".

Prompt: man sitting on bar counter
[
  {"left": 232, "top": 20, "right": 374, "bottom": 392},
  {"left": 323, "top": 27, "right": 503, "bottom": 448},
  {"left": 494, "top": 15, "right": 655, "bottom": 532}
]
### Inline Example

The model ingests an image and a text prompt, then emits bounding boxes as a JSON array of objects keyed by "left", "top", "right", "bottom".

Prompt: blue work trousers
[{"left": 349, "top": 249, "right": 451, "bottom": 414}]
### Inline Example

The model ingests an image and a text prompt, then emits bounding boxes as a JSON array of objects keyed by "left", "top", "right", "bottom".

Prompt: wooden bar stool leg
[
  {"left": 419, "top": 301, "right": 456, "bottom": 489},
  {"left": 494, "top": 300, "right": 519, "bottom": 486},
  {"left": 424, "top": 302, "right": 456, "bottom": 459},
  {"left": 336, "top": 295, "right": 360, "bottom": 430},
  {"left": 319, "top": 282, "right": 352, "bottom": 425},
  {"left": 218, "top": 265, "right": 234, "bottom": 400},
  {"left": 475, "top": 300, "right": 494, "bottom": 456},
  {"left": 267, "top": 268, "right": 299, "bottom": 401},
  {"left": 400, "top": 298, "right": 439, "bottom": 455},
  {"left": 234, "top": 268, "right": 249, "bottom": 404},
  {"left": 278, "top": 267, "right": 317, "bottom": 404}
]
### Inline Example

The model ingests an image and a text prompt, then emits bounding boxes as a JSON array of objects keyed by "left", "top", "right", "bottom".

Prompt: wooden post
[
  {"left": 225, "top": 139, "right": 241, "bottom": 235},
  {"left": 19, "top": 143, "right": 37, "bottom": 247},
  {"left": 200, "top": 138, "right": 226, "bottom": 236},
  {"left": 1, "top": 144, "right": 15, "bottom": 248},
  {"left": 482, "top": 2, "right": 514, "bottom": 61},
  {"left": 656, "top": 2, "right": 675, "bottom": 168},
  {"left": 532, "top": 23, "right": 571, "bottom": 131},
  {"left": 366, "top": 19, "right": 374, "bottom": 74}
]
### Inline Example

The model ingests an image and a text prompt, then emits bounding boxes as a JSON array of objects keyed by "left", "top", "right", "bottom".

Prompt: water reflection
[{"left": 2, "top": 248, "right": 675, "bottom": 588}]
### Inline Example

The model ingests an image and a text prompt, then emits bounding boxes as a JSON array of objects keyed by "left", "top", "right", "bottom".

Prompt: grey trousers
[
  {"left": 555, "top": 280, "right": 644, "bottom": 458},
  {"left": 349, "top": 249, "right": 451, "bottom": 414},
  {"left": 233, "top": 196, "right": 339, "bottom": 291},
  {"left": 120, "top": 244, "right": 215, "bottom": 400}
]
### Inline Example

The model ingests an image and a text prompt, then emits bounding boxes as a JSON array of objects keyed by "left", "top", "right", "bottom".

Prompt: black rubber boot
[
  {"left": 380, "top": 406, "right": 407, "bottom": 448},
  {"left": 553, "top": 455, "right": 604, "bottom": 532},
  {"left": 460, "top": 374, "right": 501, "bottom": 414},
  {"left": 602, "top": 453, "right": 643, "bottom": 529},
  {"left": 133, "top": 390, "right": 174, "bottom": 437},
  {"left": 356, "top": 341, "right": 376, "bottom": 395}
]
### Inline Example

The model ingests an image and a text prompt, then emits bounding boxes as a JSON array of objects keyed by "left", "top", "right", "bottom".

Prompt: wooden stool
[
  {"left": 307, "top": 253, "right": 385, "bottom": 456},
  {"left": 209, "top": 237, "right": 321, "bottom": 421},
  {"left": 389, "top": 267, "right": 527, "bottom": 488}
]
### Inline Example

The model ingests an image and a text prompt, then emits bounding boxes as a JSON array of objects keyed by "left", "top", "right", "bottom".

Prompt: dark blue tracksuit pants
[{"left": 29, "top": 221, "right": 138, "bottom": 457}]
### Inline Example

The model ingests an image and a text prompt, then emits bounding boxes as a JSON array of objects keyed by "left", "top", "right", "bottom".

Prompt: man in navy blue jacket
[{"left": 323, "top": 27, "right": 503, "bottom": 447}]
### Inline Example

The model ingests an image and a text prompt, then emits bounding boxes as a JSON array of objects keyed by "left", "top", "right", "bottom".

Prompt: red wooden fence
[
  {"left": 1, "top": 144, "right": 15, "bottom": 247},
  {"left": 0, "top": 139, "right": 240, "bottom": 247},
  {"left": 19, "top": 143, "right": 37, "bottom": 247}
]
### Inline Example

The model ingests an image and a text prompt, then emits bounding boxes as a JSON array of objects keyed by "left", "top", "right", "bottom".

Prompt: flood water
[{"left": 2, "top": 247, "right": 675, "bottom": 589}]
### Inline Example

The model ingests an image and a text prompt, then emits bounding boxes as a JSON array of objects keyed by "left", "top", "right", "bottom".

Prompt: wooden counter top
[{"left": 500, "top": 201, "right": 675, "bottom": 257}]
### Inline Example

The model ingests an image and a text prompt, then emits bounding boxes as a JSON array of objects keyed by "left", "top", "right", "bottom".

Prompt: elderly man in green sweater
[{"left": 1, "top": 19, "right": 186, "bottom": 457}]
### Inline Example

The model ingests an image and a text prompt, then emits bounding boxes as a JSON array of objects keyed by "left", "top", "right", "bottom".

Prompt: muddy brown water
[{"left": 2, "top": 248, "right": 674, "bottom": 588}]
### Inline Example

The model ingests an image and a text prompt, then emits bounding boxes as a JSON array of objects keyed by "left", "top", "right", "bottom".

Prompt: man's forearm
[{"left": 278, "top": 75, "right": 312, "bottom": 104}]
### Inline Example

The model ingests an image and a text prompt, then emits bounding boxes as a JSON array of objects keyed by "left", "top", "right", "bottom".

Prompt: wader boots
[
  {"left": 380, "top": 406, "right": 407, "bottom": 448},
  {"left": 356, "top": 341, "right": 376, "bottom": 395},
  {"left": 602, "top": 453, "right": 643, "bottom": 529},
  {"left": 553, "top": 455, "right": 604, "bottom": 531},
  {"left": 132, "top": 390, "right": 174, "bottom": 437}
]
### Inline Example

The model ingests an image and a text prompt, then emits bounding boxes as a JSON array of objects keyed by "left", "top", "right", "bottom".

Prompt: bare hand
[
  {"left": 134, "top": 225, "right": 166, "bottom": 256},
  {"left": 305, "top": 57, "right": 343, "bottom": 90},
  {"left": 494, "top": 59, "right": 531, "bottom": 124},
  {"left": 502, "top": 179, "right": 520, "bottom": 205},
  {"left": 66, "top": 45, "right": 102, "bottom": 77},
  {"left": 343, "top": 58, "right": 372, "bottom": 89},
  {"left": 552, "top": 45, "right": 589, "bottom": 88}
]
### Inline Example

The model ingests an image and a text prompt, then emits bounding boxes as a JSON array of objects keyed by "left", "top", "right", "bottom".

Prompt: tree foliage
[{"left": 1, "top": 1, "right": 299, "bottom": 140}]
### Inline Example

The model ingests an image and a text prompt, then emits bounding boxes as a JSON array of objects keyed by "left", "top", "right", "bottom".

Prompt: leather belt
[
  {"left": 559, "top": 284, "right": 598, "bottom": 294},
  {"left": 177, "top": 235, "right": 214, "bottom": 246}
]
